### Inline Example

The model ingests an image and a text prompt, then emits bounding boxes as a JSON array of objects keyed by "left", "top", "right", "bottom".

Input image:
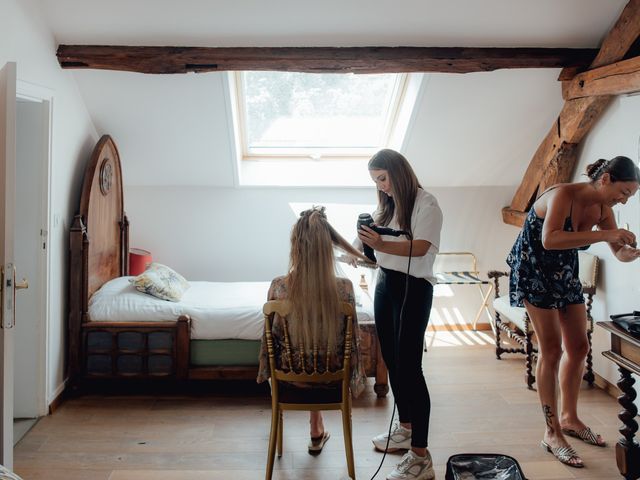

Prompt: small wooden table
[
  {"left": 598, "top": 321, "right": 640, "bottom": 480},
  {"left": 358, "top": 320, "right": 389, "bottom": 398},
  {"left": 355, "top": 274, "right": 389, "bottom": 398}
]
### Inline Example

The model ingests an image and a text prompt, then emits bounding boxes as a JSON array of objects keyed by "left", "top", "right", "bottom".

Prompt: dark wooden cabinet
[{"left": 598, "top": 321, "right": 640, "bottom": 480}]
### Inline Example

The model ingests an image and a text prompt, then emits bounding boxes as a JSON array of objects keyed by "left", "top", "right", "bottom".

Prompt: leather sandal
[
  {"left": 308, "top": 431, "right": 330, "bottom": 454},
  {"left": 561, "top": 426, "right": 606, "bottom": 447},
  {"left": 541, "top": 440, "right": 584, "bottom": 468}
]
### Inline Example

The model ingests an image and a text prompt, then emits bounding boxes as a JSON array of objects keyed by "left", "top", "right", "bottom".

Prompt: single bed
[{"left": 68, "top": 135, "right": 388, "bottom": 396}]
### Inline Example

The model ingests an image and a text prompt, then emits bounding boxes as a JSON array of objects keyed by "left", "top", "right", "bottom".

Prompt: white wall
[
  {"left": 126, "top": 184, "right": 518, "bottom": 322},
  {"left": 37, "top": 0, "right": 627, "bottom": 48},
  {"left": 1, "top": 0, "right": 97, "bottom": 404},
  {"left": 572, "top": 93, "right": 640, "bottom": 402},
  {"left": 405, "top": 69, "right": 563, "bottom": 187},
  {"left": 69, "top": 70, "right": 235, "bottom": 187},
  {"left": 71, "top": 67, "right": 568, "bottom": 189}
]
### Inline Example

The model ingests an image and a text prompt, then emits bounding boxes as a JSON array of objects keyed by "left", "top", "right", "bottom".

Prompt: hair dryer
[{"left": 357, "top": 213, "right": 410, "bottom": 263}]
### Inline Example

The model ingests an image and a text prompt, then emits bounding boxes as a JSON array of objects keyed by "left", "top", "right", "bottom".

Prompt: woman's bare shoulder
[
  {"left": 336, "top": 277, "right": 355, "bottom": 299},
  {"left": 535, "top": 183, "right": 575, "bottom": 208},
  {"left": 268, "top": 275, "right": 288, "bottom": 300},
  {"left": 540, "top": 183, "right": 577, "bottom": 197}
]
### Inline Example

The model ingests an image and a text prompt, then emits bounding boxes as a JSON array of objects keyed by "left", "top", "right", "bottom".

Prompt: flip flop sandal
[
  {"left": 562, "top": 426, "right": 606, "bottom": 447},
  {"left": 541, "top": 440, "right": 584, "bottom": 468},
  {"left": 308, "top": 431, "right": 330, "bottom": 454}
]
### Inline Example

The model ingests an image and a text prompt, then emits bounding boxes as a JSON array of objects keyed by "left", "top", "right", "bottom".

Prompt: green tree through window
[{"left": 240, "top": 72, "right": 405, "bottom": 154}]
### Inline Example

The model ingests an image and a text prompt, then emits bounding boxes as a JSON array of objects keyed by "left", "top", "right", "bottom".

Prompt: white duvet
[{"left": 88, "top": 276, "right": 374, "bottom": 341}]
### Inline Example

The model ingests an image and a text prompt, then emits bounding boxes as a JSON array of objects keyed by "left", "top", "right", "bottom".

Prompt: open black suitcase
[{"left": 445, "top": 453, "right": 528, "bottom": 480}]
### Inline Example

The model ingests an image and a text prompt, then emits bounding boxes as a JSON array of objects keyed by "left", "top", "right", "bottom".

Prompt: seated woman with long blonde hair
[{"left": 257, "top": 206, "right": 369, "bottom": 454}]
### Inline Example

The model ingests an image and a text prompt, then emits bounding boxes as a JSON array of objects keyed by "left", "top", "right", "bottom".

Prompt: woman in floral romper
[{"left": 507, "top": 156, "right": 640, "bottom": 467}]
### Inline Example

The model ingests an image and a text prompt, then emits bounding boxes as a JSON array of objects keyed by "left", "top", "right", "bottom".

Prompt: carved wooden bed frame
[
  {"left": 69, "top": 135, "right": 192, "bottom": 387},
  {"left": 68, "top": 135, "right": 389, "bottom": 396}
]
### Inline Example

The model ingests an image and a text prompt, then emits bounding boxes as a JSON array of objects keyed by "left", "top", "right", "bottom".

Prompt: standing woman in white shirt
[{"left": 358, "top": 149, "right": 443, "bottom": 480}]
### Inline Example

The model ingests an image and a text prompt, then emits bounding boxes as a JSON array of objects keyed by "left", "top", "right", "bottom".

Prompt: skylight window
[{"left": 234, "top": 71, "right": 407, "bottom": 160}]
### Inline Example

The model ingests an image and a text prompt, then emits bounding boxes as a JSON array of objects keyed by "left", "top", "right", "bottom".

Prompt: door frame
[
  {"left": 15, "top": 79, "right": 52, "bottom": 417},
  {"left": 0, "top": 61, "right": 17, "bottom": 469}
]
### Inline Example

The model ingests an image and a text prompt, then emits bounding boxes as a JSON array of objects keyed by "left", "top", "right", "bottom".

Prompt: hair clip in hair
[
  {"left": 300, "top": 206, "right": 327, "bottom": 218},
  {"left": 595, "top": 160, "right": 609, "bottom": 179}
]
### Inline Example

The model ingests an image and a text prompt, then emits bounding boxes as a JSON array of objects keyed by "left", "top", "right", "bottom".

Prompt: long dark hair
[
  {"left": 368, "top": 149, "right": 421, "bottom": 233},
  {"left": 586, "top": 156, "right": 640, "bottom": 183}
]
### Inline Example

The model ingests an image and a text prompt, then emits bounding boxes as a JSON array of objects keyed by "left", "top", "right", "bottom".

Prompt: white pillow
[{"left": 130, "top": 263, "right": 190, "bottom": 302}]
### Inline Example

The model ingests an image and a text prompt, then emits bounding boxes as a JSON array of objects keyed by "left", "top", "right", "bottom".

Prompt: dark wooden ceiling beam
[
  {"left": 590, "top": 1, "right": 640, "bottom": 69},
  {"left": 563, "top": 55, "right": 640, "bottom": 100},
  {"left": 537, "top": 142, "right": 579, "bottom": 193},
  {"left": 501, "top": 207, "right": 527, "bottom": 226},
  {"left": 508, "top": 95, "right": 611, "bottom": 212},
  {"left": 56, "top": 45, "right": 597, "bottom": 74},
  {"left": 558, "top": 1, "right": 640, "bottom": 79},
  {"left": 505, "top": 0, "right": 640, "bottom": 227}
]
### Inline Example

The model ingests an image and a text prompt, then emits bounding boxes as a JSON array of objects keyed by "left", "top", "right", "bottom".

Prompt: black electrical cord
[{"left": 369, "top": 235, "right": 413, "bottom": 480}]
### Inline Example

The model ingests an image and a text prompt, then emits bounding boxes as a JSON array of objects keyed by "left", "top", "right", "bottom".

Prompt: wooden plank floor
[{"left": 14, "top": 330, "right": 628, "bottom": 479}]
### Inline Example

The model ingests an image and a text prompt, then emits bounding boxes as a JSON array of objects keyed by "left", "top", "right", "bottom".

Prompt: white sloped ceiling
[{"left": 38, "top": 0, "right": 628, "bottom": 187}]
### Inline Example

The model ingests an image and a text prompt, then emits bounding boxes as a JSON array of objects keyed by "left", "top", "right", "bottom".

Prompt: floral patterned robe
[{"left": 257, "top": 275, "right": 366, "bottom": 398}]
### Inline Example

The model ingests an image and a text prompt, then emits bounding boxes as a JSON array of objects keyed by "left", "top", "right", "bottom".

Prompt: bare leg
[
  {"left": 524, "top": 301, "right": 582, "bottom": 467},
  {"left": 558, "top": 305, "right": 604, "bottom": 445},
  {"left": 310, "top": 411, "right": 324, "bottom": 438},
  {"left": 412, "top": 446, "right": 427, "bottom": 457}
]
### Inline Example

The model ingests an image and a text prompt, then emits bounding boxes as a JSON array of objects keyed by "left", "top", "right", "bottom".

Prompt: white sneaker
[
  {"left": 387, "top": 450, "right": 435, "bottom": 480},
  {"left": 372, "top": 422, "right": 412, "bottom": 452}
]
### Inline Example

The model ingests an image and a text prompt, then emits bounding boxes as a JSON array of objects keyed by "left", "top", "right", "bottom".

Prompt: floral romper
[{"left": 507, "top": 191, "right": 588, "bottom": 309}]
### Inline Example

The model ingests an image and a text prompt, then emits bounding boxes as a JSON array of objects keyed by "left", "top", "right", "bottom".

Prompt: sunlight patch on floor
[
  {"left": 425, "top": 329, "right": 494, "bottom": 348},
  {"left": 429, "top": 307, "right": 470, "bottom": 328}
]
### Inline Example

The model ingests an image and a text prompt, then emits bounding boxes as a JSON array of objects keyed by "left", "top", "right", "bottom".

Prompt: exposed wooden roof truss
[
  {"left": 503, "top": 0, "right": 640, "bottom": 227},
  {"left": 55, "top": 2, "right": 640, "bottom": 223}
]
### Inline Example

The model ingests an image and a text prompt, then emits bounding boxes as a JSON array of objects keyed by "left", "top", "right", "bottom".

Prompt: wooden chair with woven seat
[
  {"left": 488, "top": 251, "right": 599, "bottom": 389},
  {"left": 263, "top": 300, "right": 356, "bottom": 480}
]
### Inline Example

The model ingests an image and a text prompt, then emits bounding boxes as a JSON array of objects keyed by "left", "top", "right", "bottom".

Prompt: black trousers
[{"left": 374, "top": 267, "right": 434, "bottom": 448}]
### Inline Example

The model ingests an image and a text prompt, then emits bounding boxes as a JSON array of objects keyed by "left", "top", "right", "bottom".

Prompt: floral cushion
[
  {"left": 0, "top": 465, "right": 24, "bottom": 480},
  {"left": 130, "top": 263, "right": 190, "bottom": 302}
]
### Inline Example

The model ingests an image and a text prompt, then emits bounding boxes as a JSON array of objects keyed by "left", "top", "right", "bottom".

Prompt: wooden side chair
[
  {"left": 488, "top": 251, "right": 599, "bottom": 389},
  {"left": 263, "top": 300, "right": 356, "bottom": 480}
]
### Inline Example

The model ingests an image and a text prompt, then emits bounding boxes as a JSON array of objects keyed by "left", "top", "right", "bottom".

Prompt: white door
[
  {"left": 0, "top": 62, "right": 17, "bottom": 469},
  {"left": 14, "top": 98, "right": 46, "bottom": 419}
]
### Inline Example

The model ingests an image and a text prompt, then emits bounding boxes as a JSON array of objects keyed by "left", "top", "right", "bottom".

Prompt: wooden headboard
[{"left": 68, "top": 135, "right": 129, "bottom": 379}]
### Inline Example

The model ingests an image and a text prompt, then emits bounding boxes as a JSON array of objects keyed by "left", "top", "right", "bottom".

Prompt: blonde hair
[{"left": 286, "top": 206, "right": 365, "bottom": 353}]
